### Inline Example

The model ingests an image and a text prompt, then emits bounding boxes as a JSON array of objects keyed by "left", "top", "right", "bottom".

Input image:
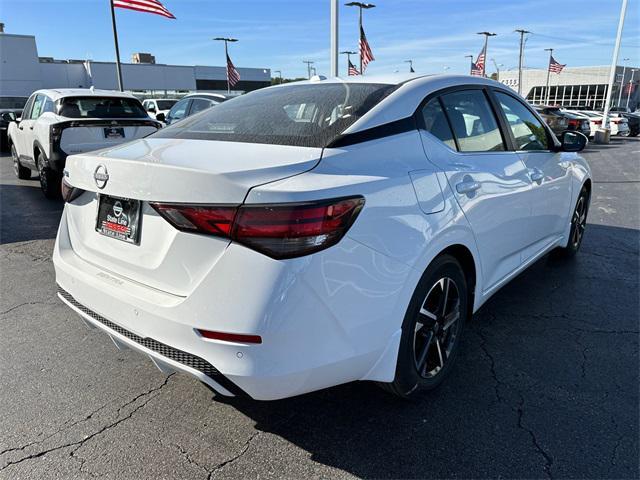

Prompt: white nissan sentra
[{"left": 54, "top": 75, "right": 591, "bottom": 400}]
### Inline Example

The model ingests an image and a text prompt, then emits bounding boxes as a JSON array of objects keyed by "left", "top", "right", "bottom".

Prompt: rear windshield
[
  {"left": 150, "top": 83, "right": 397, "bottom": 147},
  {"left": 58, "top": 96, "right": 148, "bottom": 119},
  {"left": 156, "top": 100, "right": 177, "bottom": 110},
  {"left": 0, "top": 97, "right": 28, "bottom": 109}
]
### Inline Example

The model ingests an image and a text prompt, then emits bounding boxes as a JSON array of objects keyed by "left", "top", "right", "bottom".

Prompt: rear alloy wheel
[
  {"left": 37, "top": 152, "right": 62, "bottom": 200},
  {"left": 557, "top": 186, "right": 589, "bottom": 258},
  {"left": 12, "top": 144, "right": 31, "bottom": 180},
  {"left": 381, "top": 254, "right": 468, "bottom": 398}
]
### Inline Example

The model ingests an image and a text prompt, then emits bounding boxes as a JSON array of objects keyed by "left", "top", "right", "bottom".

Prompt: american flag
[
  {"left": 359, "top": 26, "right": 374, "bottom": 72},
  {"left": 227, "top": 53, "right": 241, "bottom": 87},
  {"left": 549, "top": 55, "right": 566, "bottom": 74},
  {"left": 113, "top": 0, "right": 175, "bottom": 19},
  {"left": 471, "top": 46, "right": 486, "bottom": 77},
  {"left": 348, "top": 59, "right": 360, "bottom": 76}
]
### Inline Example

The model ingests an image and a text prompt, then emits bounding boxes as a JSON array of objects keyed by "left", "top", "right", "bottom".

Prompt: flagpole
[
  {"left": 544, "top": 48, "right": 553, "bottom": 105},
  {"left": 224, "top": 40, "right": 230, "bottom": 94},
  {"left": 109, "top": 0, "right": 124, "bottom": 91}
]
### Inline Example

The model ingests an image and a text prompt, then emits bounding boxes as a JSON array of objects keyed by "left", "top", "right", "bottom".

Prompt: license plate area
[
  {"left": 104, "top": 127, "right": 124, "bottom": 139},
  {"left": 95, "top": 195, "right": 141, "bottom": 245}
]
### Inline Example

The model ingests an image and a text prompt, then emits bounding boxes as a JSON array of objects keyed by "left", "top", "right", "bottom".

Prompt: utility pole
[
  {"left": 626, "top": 69, "right": 637, "bottom": 110},
  {"left": 515, "top": 29, "right": 530, "bottom": 95},
  {"left": 330, "top": 0, "right": 339, "bottom": 76},
  {"left": 465, "top": 54, "right": 474, "bottom": 75},
  {"left": 601, "top": 0, "right": 628, "bottom": 135},
  {"left": 476, "top": 31, "right": 496, "bottom": 77},
  {"left": 544, "top": 48, "right": 553, "bottom": 105},
  {"left": 345, "top": 2, "right": 375, "bottom": 74},
  {"left": 616, "top": 57, "right": 630, "bottom": 107},
  {"left": 340, "top": 50, "right": 357, "bottom": 74},
  {"left": 213, "top": 37, "right": 238, "bottom": 94},
  {"left": 404, "top": 59, "right": 414, "bottom": 73},
  {"left": 303, "top": 60, "right": 315, "bottom": 79}
]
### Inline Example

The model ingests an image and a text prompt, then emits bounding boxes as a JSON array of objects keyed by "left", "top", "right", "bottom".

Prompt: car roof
[
  {"left": 183, "top": 93, "right": 227, "bottom": 100},
  {"left": 31, "top": 88, "right": 139, "bottom": 102}
]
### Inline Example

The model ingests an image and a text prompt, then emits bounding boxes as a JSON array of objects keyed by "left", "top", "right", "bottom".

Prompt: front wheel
[
  {"left": 557, "top": 186, "right": 589, "bottom": 258},
  {"left": 380, "top": 254, "right": 469, "bottom": 399},
  {"left": 12, "top": 144, "right": 31, "bottom": 180},
  {"left": 37, "top": 152, "right": 62, "bottom": 200}
]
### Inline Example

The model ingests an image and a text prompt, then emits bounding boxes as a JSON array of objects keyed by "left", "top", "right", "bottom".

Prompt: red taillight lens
[
  {"left": 594, "top": 120, "right": 602, "bottom": 125},
  {"left": 568, "top": 119, "right": 579, "bottom": 127},
  {"left": 151, "top": 196, "right": 365, "bottom": 259},
  {"left": 61, "top": 177, "right": 84, "bottom": 203}
]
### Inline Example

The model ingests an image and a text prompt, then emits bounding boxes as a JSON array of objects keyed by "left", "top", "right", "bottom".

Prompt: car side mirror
[
  {"left": 1, "top": 112, "right": 16, "bottom": 122},
  {"left": 155, "top": 112, "right": 165, "bottom": 123},
  {"left": 560, "top": 130, "right": 587, "bottom": 152}
]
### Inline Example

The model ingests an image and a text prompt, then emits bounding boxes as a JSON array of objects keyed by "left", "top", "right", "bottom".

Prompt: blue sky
[{"left": 0, "top": 0, "right": 638, "bottom": 78}]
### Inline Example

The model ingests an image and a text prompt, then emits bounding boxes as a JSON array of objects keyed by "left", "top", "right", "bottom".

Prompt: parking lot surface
[{"left": 1, "top": 139, "right": 638, "bottom": 479}]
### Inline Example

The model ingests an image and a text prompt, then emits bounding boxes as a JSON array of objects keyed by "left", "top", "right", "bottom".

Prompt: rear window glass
[
  {"left": 151, "top": 83, "right": 397, "bottom": 148},
  {"left": 156, "top": 100, "right": 177, "bottom": 110},
  {"left": 58, "top": 97, "right": 147, "bottom": 119}
]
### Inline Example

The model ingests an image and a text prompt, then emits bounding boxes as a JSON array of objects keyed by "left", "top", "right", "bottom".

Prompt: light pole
[
  {"left": 274, "top": 70, "right": 282, "bottom": 84},
  {"left": 340, "top": 51, "right": 357, "bottom": 75},
  {"left": 515, "top": 29, "right": 531, "bottom": 95},
  {"left": 465, "top": 54, "right": 474, "bottom": 75},
  {"left": 616, "top": 57, "right": 630, "bottom": 107},
  {"left": 491, "top": 59, "right": 503, "bottom": 81},
  {"left": 213, "top": 37, "right": 238, "bottom": 94},
  {"left": 544, "top": 48, "right": 553, "bottom": 105},
  {"left": 330, "top": 0, "right": 339, "bottom": 76},
  {"left": 345, "top": 2, "right": 375, "bottom": 74},
  {"left": 303, "top": 60, "right": 315, "bottom": 79},
  {"left": 404, "top": 59, "right": 414, "bottom": 73},
  {"left": 601, "top": 0, "right": 628, "bottom": 136},
  {"left": 626, "top": 68, "right": 637, "bottom": 110},
  {"left": 476, "top": 31, "right": 496, "bottom": 77}
]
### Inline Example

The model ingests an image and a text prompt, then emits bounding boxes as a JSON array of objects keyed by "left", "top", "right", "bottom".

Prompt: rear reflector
[
  {"left": 197, "top": 329, "right": 262, "bottom": 344},
  {"left": 151, "top": 196, "right": 365, "bottom": 259},
  {"left": 61, "top": 177, "right": 85, "bottom": 203}
]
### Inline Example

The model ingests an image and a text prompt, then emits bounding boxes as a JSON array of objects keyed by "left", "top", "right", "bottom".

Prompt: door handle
[
  {"left": 529, "top": 169, "right": 544, "bottom": 183},
  {"left": 29, "top": 126, "right": 34, "bottom": 130},
  {"left": 18, "top": 125, "right": 23, "bottom": 130},
  {"left": 456, "top": 180, "right": 481, "bottom": 195}
]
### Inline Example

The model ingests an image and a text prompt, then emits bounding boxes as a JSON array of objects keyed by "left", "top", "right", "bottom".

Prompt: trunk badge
[{"left": 94, "top": 164, "right": 109, "bottom": 189}]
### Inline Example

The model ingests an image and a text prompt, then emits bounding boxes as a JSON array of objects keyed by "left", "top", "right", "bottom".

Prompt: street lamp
[
  {"left": 617, "top": 57, "right": 630, "bottom": 107},
  {"left": 626, "top": 68, "right": 637, "bottom": 110},
  {"left": 340, "top": 50, "right": 357, "bottom": 75},
  {"left": 476, "top": 31, "right": 496, "bottom": 77},
  {"left": 465, "top": 54, "right": 474, "bottom": 75},
  {"left": 274, "top": 70, "right": 282, "bottom": 84},
  {"left": 404, "top": 59, "right": 414, "bottom": 73},
  {"left": 303, "top": 60, "right": 315, "bottom": 79},
  {"left": 345, "top": 2, "right": 375, "bottom": 74},
  {"left": 491, "top": 58, "right": 503, "bottom": 80},
  {"left": 213, "top": 37, "right": 238, "bottom": 94}
]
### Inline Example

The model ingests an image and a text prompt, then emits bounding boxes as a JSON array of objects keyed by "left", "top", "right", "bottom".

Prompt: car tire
[
  {"left": 37, "top": 152, "right": 62, "bottom": 200},
  {"left": 380, "top": 254, "right": 468, "bottom": 399},
  {"left": 12, "top": 144, "right": 31, "bottom": 180},
  {"left": 556, "top": 185, "right": 590, "bottom": 258}
]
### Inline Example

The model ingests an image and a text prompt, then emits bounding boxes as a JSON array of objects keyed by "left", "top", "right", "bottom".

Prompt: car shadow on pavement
[
  {"left": 215, "top": 223, "right": 639, "bottom": 479},
  {"left": 0, "top": 184, "right": 63, "bottom": 244}
]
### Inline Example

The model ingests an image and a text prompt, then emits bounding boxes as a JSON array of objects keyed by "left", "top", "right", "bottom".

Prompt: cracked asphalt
[{"left": 1, "top": 138, "right": 638, "bottom": 479}]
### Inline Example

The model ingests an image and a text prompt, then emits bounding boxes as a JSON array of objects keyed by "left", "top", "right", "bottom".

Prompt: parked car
[
  {"left": 54, "top": 75, "right": 590, "bottom": 401},
  {"left": 564, "top": 110, "right": 602, "bottom": 137},
  {"left": 576, "top": 110, "right": 629, "bottom": 137},
  {"left": 0, "top": 96, "right": 28, "bottom": 151},
  {"left": 8, "top": 89, "right": 161, "bottom": 198},
  {"left": 609, "top": 108, "right": 639, "bottom": 136},
  {"left": 533, "top": 105, "right": 569, "bottom": 135},
  {"left": 544, "top": 107, "right": 591, "bottom": 137},
  {"left": 142, "top": 98, "right": 178, "bottom": 121},
  {"left": 160, "top": 93, "right": 227, "bottom": 125}
]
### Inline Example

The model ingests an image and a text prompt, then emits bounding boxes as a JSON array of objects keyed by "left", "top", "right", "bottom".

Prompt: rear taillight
[
  {"left": 150, "top": 196, "right": 365, "bottom": 259},
  {"left": 568, "top": 119, "right": 579, "bottom": 127},
  {"left": 61, "top": 177, "right": 85, "bottom": 203},
  {"left": 594, "top": 120, "right": 602, "bottom": 125}
]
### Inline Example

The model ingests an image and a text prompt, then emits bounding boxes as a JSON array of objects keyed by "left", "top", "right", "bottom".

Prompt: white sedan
[{"left": 54, "top": 75, "right": 591, "bottom": 400}]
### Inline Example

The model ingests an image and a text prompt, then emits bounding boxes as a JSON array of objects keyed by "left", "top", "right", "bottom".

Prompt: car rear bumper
[{"left": 53, "top": 205, "right": 413, "bottom": 400}]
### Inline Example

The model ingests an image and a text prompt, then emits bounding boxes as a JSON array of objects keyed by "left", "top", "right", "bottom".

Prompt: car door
[
  {"left": 492, "top": 90, "right": 573, "bottom": 261},
  {"left": 165, "top": 98, "right": 191, "bottom": 125},
  {"left": 16, "top": 94, "right": 43, "bottom": 167},
  {"left": 418, "top": 87, "right": 533, "bottom": 292}
]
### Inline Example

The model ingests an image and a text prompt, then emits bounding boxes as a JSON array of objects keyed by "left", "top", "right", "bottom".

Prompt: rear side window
[
  {"left": 440, "top": 90, "right": 505, "bottom": 152},
  {"left": 189, "top": 98, "right": 215, "bottom": 116},
  {"left": 420, "top": 98, "right": 456, "bottom": 150},
  {"left": 152, "top": 83, "right": 397, "bottom": 148},
  {"left": 495, "top": 92, "right": 549, "bottom": 151},
  {"left": 29, "top": 94, "right": 46, "bottom": 120},
  {"left": 57, "top": 97, "right": 147, "bottom": 119}
]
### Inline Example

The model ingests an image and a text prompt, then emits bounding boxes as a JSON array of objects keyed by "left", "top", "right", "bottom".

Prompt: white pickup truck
[{"left": 8, "top": 89, "right": 161, "bottom": 198}]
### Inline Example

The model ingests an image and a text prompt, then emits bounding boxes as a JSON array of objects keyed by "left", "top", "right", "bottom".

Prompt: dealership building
[
  {"left": 498, "top": 65, "right": 639, "bottom": 110},
  {"left": 0, "top": 32, "right": 271, "bottom": 98}
]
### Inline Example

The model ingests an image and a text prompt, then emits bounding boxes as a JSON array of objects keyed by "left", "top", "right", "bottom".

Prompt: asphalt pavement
[{"left": 1, "top": 138, "right": 638, "bottom": 479}]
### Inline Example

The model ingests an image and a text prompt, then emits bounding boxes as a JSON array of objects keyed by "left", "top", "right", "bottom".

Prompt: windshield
[
  {"left": 156, "top": 100, "right": 177, "bottom": 110},
  {"left": 0, "top": 97, "right": 28, "bottom": 109},
  {"left": 151, "top": 83, "right": 397, "bottom": 148},
  {"left": 58, "top": 96, "right": 148, "bottom": 119}
]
